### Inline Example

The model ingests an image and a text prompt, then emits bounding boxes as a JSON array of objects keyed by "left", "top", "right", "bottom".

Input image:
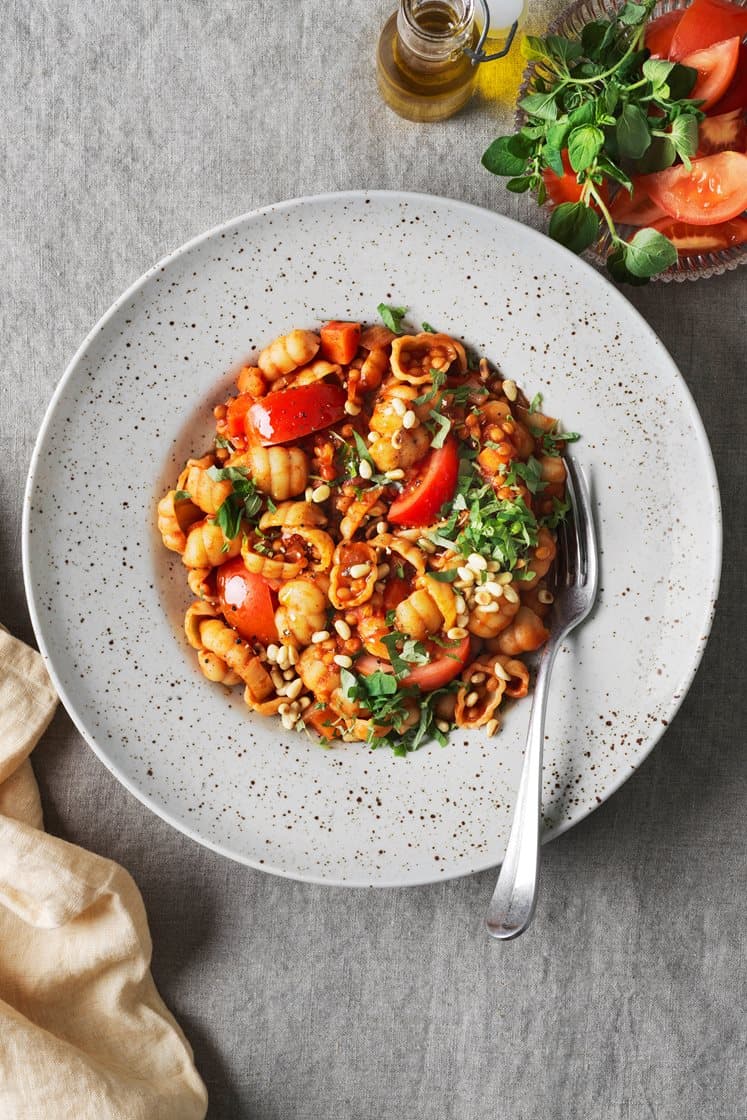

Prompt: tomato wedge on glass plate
[
  {"left": 697, "top": 108, "right": 747, "bottom": 154},
  {"left": 708, "top": 43, "right": 747, "bottom": 114},
  {"left": 644, "top": 9, "right": 683, "bottom": 57},
  {"left": 681, "top": 36, "right": 741, "bottom": 111},
  {"left": 652, "top": 215, "right": 747, "bottom": 253},
  {"left": 669, "top": 0, "right": 747, "bottom": 59},
  {"left": 643, "top": 151, "right": 747, "bottom": 224}
]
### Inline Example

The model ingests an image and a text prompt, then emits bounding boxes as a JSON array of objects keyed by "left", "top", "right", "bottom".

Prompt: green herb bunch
[{"left": 481, "top": 0, "right": 703, "bottom": 283}]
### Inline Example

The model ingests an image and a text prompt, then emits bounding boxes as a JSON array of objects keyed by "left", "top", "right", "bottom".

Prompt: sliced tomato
[
  {"left": 609, "top": 180, "right": 668, "bottom": 226},
  {"left": 698, "top": 108, "right": 747, "bottom": 153},
  {"left": 681, "top": 37, "right": 741, "bottom": 111},
  {"left": 643, "top": 151, "right": 747, "bottom": 224},
  {"left": 542, "top": 150, "right": 610, "bottom": 208},
  {"left": 355, "top": 635, "right": 472, "bottom": 693},
  {"left": 216, "top": 558, "right": 278, "bottom": 644},
  {"left": 652, "top": 215, "right": 747, "bottom": 254},
  {"left": 669, "top": 0, "right": 747, "bottom": 60},
  {"left": 319, "top": 321, "right": 361, "bottom": 365},
  {"left": 708, "top": 44, "right": 747, "bottom": 113},
  {"left": 225, "top": 393, "right": 255, "bottom": 439},
  {"left": 245, "top": 383, "right": 347, "bottom": 445},
  {"left": 542, "top": 150, "right": 584, "bottom": 205},
  {"left": 388, "top": 438, "right": 460, "bottom": 527},
  {"left": 644, "top": 9, "right": 684, "bottom": 58}
]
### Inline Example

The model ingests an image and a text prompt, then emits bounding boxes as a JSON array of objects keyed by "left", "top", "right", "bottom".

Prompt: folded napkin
[{"left": 0, "top": 625, "right": 208, "bottom": 1119}]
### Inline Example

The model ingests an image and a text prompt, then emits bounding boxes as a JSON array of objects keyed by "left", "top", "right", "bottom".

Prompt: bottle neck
[{"left": 397, "top": 0, "right": 476, "bottom": 64}]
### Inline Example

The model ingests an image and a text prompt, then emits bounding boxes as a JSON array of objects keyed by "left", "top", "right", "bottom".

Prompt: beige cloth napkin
[{"left": 0, "top": 626, "right": 208, "bottom": 1119}]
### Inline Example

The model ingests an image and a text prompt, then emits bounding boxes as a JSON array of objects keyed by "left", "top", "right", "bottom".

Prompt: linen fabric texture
[{"left": 0, "top": 625, "right": 208, "bottom": 1120}]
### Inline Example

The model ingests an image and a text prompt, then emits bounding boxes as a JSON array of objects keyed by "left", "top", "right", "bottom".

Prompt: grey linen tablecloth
[{"left": 3, "top": 1, "right": 746, "bottom": 1117}]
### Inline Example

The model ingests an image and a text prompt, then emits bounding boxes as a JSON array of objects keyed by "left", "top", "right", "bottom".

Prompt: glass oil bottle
[{"left": 377, "top": 0, "right": 519, "bottom": 123}]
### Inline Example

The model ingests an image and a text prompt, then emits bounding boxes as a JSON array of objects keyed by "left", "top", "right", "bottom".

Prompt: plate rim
[{"left": 22, "top": 188, "right": 723, "bottom": 887}]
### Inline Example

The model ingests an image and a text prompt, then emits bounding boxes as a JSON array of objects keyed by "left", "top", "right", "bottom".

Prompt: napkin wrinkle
[{"left": 0, "top": 624, "right": 207, "bottom": 1119}]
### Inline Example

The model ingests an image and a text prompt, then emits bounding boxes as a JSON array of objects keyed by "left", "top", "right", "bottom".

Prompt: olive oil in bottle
[{"left": 377, "top": 0, "right": 480, "bottom": 123}]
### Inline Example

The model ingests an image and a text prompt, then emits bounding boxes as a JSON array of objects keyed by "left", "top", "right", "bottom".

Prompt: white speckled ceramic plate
[{"left": 23, "top": 191, "right": 721, "bottom": 887}]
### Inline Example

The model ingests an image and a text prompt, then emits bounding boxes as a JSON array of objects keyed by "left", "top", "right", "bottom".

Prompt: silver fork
[{"left": 486, "top": 455, "right": 599, "bottom": 940}]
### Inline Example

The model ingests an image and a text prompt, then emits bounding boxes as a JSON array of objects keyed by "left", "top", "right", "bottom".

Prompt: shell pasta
[{"left": 157, "top": 309, "right": 578, "bottom": 754}]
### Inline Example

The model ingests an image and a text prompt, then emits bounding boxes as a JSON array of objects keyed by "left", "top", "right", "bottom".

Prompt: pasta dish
[{"left": 157, "top": 309, "right": 577, "bottom": 754}]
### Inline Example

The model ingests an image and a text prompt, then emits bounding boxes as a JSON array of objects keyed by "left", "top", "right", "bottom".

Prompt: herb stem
[{"left": 588, "top": 182, "right": 618, "bottom": 242}]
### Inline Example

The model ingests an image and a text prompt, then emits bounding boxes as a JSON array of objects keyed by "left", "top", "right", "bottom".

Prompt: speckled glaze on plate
[{"left": 23, "top": 191, "right": 721, "bottom": 887}]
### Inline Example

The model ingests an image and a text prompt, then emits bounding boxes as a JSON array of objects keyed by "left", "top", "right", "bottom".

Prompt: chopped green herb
[
  {"left": 421, "top": 321, "right": 436, "bottom": 333},
  {"left": 541, "top": 496, "right": 571, "bottom": 529},
  {"left": 174, "top": 490, "right": 191, "bottom": 501},
  {"left": 377, "top": 303, "right": 408, "bottom": 334},
  {"left": 427, "top": 568, "right": 459, "bottom": 583},
  {"left": 414, "top": 369, "right": 447, "bottom": 405},
  {"left": 504, "top": 456, "right": 547, "bottom": 495},
  {"left": 541, "top": 428, "right": 581, "bottom": 456},
  {"left": 450, "top": 382, "right": 488, "bottom": 406},
  {"left": 215, "top": 435, "right": 235, "bottom": 451},
  {"left": 528, "top": 392, "right": 543, "bottom": 414},
  {"left": 428, "top": 409, "right": 452, "bottom": 449},
  {"left": 400, "top": 639, "right": 430, "bottom": 665},
  {"left": 208, "top": 465, "right": 264, "bottom": 540}
]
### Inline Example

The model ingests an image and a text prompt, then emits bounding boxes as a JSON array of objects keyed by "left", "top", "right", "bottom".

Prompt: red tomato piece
[
  {"left": 698, "top": 108, "right": 747, "bottom": 153},
  {"left": 216, "top": 558, "right": 278, "bottom": 644},
  {"left": 643, "top": 151, "right": 747, "bottom": 224},
  {"left": 681, "top": 37, "right": 741, "bottom": 111},
  {"left": 319, "top": 321, "right": 361, "bottom": 365},
  {"left": 225, "top": 393, "right": 254, "bottom": 439},
  {"left": 542, "top": 150, "right": 609, "bottom": 208},
  {"left": 708, "top": 44, "right": 747, "bottom": 114},
  {"left": 355, "top": 635, "right": 472, "bottom": 693},
  {"left": 246, "top": 383, "right": 347, "bottom": 445},
  {"left": 382, "top": 576, "right": 411, "bottom": 611},
  {"left": 669, "top": 0, "right": 747, "bottom": 60},
  {"left": 644, "top": 9, "right": 684, "bottom": 58},
  {"left": 542, "top": 150, "right": 584, "bottom": 206},
  {"left": 387, "top": 438, "right": 460, "bottom": 527},
  {"left": 609, "top": 180, "right": 668, "bottom": 226},
  {"left": 652, "top": 215, "right": 747, "bottom": 254}
]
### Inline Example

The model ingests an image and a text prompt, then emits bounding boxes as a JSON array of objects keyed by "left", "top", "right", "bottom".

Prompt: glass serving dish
[{"left": 515, "top": 0, "right": 747, "bottom": 282}]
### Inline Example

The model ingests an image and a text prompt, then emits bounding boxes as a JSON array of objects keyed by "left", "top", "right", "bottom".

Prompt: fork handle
[{"left": 485, "top": 638, "right": 559, "bottom": 940}]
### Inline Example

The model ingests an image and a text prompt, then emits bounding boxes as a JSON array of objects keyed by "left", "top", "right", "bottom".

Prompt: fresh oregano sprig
[{"left": 481, "top": 0, "right": 704, "bottom": 283}]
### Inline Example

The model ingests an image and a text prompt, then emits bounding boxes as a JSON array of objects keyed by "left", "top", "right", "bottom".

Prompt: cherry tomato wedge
[
  {"left": 216, "top": 558, "right": 278, "bottom": 644},
  {"left": 681, "top": 37, "right": 741, "bottom": 111},
  {"left": 246, "top": 383, "right": 347, "bottom": 445},
  {"left": 697, "top": 108, "right": 747, "bottom": 154},
  {"left": 644, "top": 9, "right": 683, "bottom": 58},
  {"left": 609, "top": 180, "right": 668, "bottom": 227},
  {"left": 355, "top": 635, "right": 472, "bottom": 692},
  {"left": 319, "top": 321, "right": 361, "bottom": 365},
  {"left": 652, "top": 215, "right": 747, "bottom": 254},
  {"left": 708, "top": 44, "right": 747, "bottom": 114},
  {"left": 388, "top": 438, "right": 460, "bottom": 527},
  {"left": 225, "top": 393, "right": 254, "bottom": 439},
  {"left": 669, "top": 0, "right": 747, "bottom": 60},
  {"left": 643, "top": 151, "right": 747, "bottom": 225}
]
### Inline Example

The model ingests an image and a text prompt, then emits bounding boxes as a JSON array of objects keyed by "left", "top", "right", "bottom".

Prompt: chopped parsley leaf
[{"left": 377, "top": 303, "right": 408, "bottom": 334}]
